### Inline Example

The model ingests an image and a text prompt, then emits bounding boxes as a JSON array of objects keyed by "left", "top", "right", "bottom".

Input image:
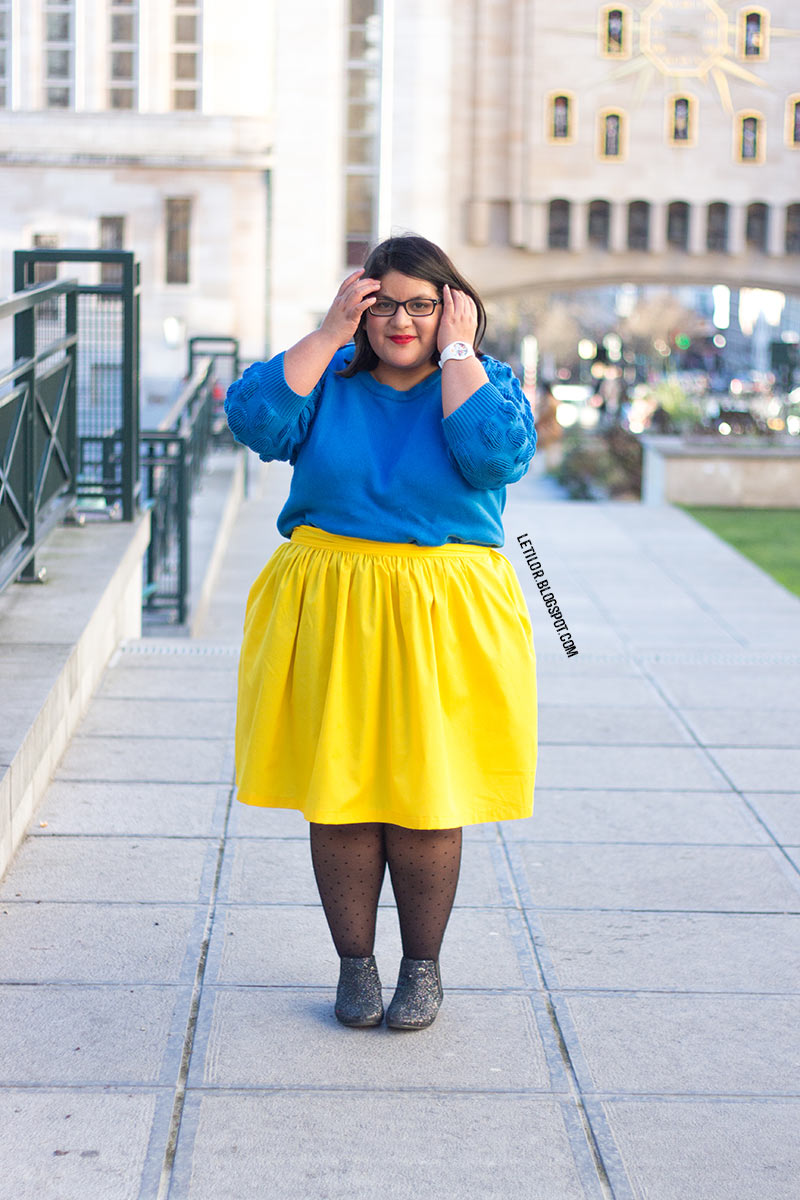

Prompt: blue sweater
[{"left": 224, "top": 345, "right": 537, "bottom": 547}]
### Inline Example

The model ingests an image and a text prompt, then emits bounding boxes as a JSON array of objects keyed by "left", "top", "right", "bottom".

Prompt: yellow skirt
[{"left": 234, "top": 524, "right": 537, "bottom": 829}]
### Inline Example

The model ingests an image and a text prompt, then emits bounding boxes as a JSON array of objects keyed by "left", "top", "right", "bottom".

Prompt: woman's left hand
[{"left": 437, "top": 285, "right": 478, "bottom": 353}]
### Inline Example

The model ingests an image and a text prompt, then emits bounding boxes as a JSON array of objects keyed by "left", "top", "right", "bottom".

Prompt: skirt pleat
[{"left": 234, "top": 524, "right": 537, "bottom": 829}]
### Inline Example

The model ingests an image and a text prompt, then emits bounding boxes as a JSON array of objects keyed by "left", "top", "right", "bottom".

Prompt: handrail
[
  {"left": 0, "top": 277, "right": 79, "bottom": 320},
  {"left": 0, "top": 277, "right": 80, "bottom": 592},
  {"left": 153, "top": 358, "right": 214, "bottom": 434}
]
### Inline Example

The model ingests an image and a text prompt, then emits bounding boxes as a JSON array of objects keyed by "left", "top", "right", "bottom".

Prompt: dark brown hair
[{"left": 337, "top": 234, "right": 487, "bottom": 378}]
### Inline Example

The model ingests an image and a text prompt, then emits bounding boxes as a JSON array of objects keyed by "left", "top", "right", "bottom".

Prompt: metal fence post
[
  {"left": 121, "top": 253, "right": 136, "bottom": 520},
  {"left": 177, "top": 437, "right": 189, "bottom": 625},
  {"left": 13, "top": 305, "right": 37, "bottom": 581},
  {"left": 65, "top": 287, "right": 79, "bottom": 499}
]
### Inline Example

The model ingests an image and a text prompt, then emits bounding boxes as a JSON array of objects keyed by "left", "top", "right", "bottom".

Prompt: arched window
[
  {"left": 548, "top": 199, "right": 571, "bottom": 249},
  {"left": 667, "top": 201, "right": 690, "bottom": 250},
  {"left": 599, "top": 5, "right": 630, "bottom": 57},
  {"left": 627, "top": 201, "right": 650, "bottom": 251},
  {"left": 741, "top": 10, "right": 766, "bottom": 57},
  {"left": 739, "top": 114, "right": 762, "bottom": 161},
  {"left": 550, "top": 94, "right": 571, "bottom": 141},
  {"left": 670, "top": 97, "right": 693, "bottom": 143},
  {"left": 588, "top": 200, "right": 610, "bottom": 249},
  {"left": 788, "top": 97, "right": 800, "bottom": 147},
  {"left": 745, "top": 203, "right": 769, "bottom": 251},
  {"left": 707, "top": 202, "right": 729, "bottom": 252},
  {"left": 606, "top": 9, "right": 624, "bottom": 53},
  {"left": 601, "top": 112, "right": 623, "bottom": 158},
  {"left": 786, "top": 204, "right": 800, "bottom": 255}
]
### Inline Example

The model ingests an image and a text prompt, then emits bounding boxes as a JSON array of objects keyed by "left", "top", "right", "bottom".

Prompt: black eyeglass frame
[{"left": 366, "top": 297, "right": 444, "bottom": 318}]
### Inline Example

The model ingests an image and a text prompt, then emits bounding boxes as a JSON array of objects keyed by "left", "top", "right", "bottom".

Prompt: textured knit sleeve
[
  {"left": 224, "top": 351, "right": 325, "bottom": 466},
  {"left": 441, "top": 355, "right": 537, "bottom": 490}
]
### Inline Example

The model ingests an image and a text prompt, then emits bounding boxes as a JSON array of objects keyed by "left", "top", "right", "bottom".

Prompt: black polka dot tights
[{"left": 309, "top": 822, "right": 463, "bottom": 960}]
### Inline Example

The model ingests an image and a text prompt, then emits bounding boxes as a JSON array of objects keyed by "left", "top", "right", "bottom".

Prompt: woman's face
[{"left": 365, "top": 270, "right": 442, "bottom": 384}]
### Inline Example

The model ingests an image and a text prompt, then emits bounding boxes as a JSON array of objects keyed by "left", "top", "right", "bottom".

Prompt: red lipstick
[{"left": 389, "top": 336, "right": 415, "bottom": 344}]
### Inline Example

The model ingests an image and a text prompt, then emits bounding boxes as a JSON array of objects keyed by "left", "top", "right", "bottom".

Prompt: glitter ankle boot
[
  {"left": 335, "top": 955, "right": 384, "bottom": 1027},
  {"left": 386, "top": 957, "right": 443, "bottom": 1030}
]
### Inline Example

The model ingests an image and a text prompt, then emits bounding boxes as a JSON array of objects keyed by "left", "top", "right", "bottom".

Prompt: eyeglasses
[{"left": 367, "top": 297, "right": 443, "bottom": 318}]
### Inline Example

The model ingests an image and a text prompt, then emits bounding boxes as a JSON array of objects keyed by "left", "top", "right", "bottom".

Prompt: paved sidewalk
[{"left": 1, "top": 458, "right": 799, "bottom": 1199}]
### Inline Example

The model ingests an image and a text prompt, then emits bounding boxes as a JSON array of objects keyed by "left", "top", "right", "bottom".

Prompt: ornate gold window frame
[
  {"left": 737, "top": 7, "right": 770, "bottom": 62},
  {"left": 598, "top": 5, "right": 632, "bottom": 60}
]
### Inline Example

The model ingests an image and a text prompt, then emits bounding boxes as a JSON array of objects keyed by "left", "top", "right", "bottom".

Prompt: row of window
[
  {"left": 548, "top": 95, "right": 800, "bottom": 160},
  {"left": 33, "top": 201, "right": 193, "bottom": 289},
  {"left": 599, "top": 6, "right": 770, "bottom": 61},
  {"left": 546, "top": 199, "right": 800, "bottom": 256},
  {"left": 1, "top": 1, "right": 202, "bottom": 112}
]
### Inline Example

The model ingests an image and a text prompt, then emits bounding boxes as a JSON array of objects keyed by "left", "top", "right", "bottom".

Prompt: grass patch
[{"left": 680, "top": 507, "right": 800, "bottom": 599}]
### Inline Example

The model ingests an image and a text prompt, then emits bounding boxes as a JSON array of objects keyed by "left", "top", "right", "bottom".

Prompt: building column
[
  {"left": 571, "top": 200, "right": 588, "bottom": 252},
  {"left": 729, "top": 203, "right": 747, "bottom": 255},
  {"left": 649, "top": 201, "right": 667, "bottom": 254},
  {"left": 609, "top": 200, "right": 627, "bottom": 253},
  {"left": 466, "top": 198, "right": 491, "bottom": 246},
  {"left": 688, "top": 201, "right": 705, "bottom": 255},
  {"left": 767, "top": 204, "right": 785, "bottom": 257},
  {"left": 527, "top": 201, "right": 547, "bottom": 253}
]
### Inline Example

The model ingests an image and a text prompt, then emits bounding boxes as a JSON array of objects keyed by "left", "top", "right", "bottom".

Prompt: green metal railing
[
  {"left": 3, "top": 249, "right": 238, "bottom": 622},
  {"left": 0, "top": 278, "right": 79, "bottom": 591},
  {"left": 14, "top": 250, "right": 140, "bottom": 521},
  {"left": 140, "top": 358, "right": 217, "bottom": 625}
]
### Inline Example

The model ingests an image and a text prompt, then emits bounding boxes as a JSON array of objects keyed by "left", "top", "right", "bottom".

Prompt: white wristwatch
[{"left": 438, "top": 341, "right": 475, "bottom": 368}]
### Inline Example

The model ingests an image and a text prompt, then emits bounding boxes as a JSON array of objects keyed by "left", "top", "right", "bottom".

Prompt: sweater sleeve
[
  {"left": 224, "top": 350, "right": 325, "bottom": 465},
  {"left": 440, "top": 355, "right": 537, "bottom": 490}
]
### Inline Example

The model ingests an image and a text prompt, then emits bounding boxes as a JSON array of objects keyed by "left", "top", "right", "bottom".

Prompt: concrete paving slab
[
  {"left": 219, "top": 837, "right": 322, "bottom": 905},
  {"left": 30, "top": 781, "right": 225, "bottom": 837},
  {"left": 218, "top": 837, "right": 508, "bottom": 908},
  {"left": 601, "top": 1099, "right": 800, "bottom": 1200},
  {"left": 0, "top": 836, "right": 216, "bottom": 903},
  {"left": 191, "top": 987, "right": 552, "bottom": 1091},
  {"left": 535, "top": 911, "right": 800, "bottom": 992},
  {"left": 205, "top": 905, "right": 528, "bottom": 990},
  {"left": 226, "top": 803, "right": 309, "bottom": 838},
  {"left": 646, "top": 664, "right": 800, "bottom": 710},
  {"left": 55, "top": 735, "right": 232, "bottom": 784},
  {"left": 512, "top": 843, "right": 800, "bottom": 911},
  {"left": 176, "top": 1092, "right": 593, "bottom": 1200},
  {"left": 534, "top": 744, "right": 729, "bottom": 791},
  {"left": 744, "top": 791, "right": 800, "bottom": 843},
  {"left": 78, "top": 698, "right": 235, "bottom": 739},
  {"left": 706, "top": 747, "right": 800, "bottom": 792},
  {"left": 97, "top": 666, "right": 238, "bottom": 701},
  {"left": 680, "top": 707, "right": 800, "bottom": 748},
  {"left": 561, "top": 993, "right": 800, "bottom": 1095},
  {"left": 535, "top": 673, "right": 668, "bottom": 707},
  {"left": 538, "top": 705, "right": 694, "bottom": 745},
  {"left": 227, "top": 801, "right": 496, "bottom": 839},
  {"left": 0, "top": 903, "right": 198, "bottom": 983},
  {"left": 0, "top": 1090, "right": 159, "bottom": 1200},
  {"left": 504, "top": 789, "right": 770, "bottom": 844},
  {"left": 0, "top": 984, "right": 186, "bottom": 1084}
]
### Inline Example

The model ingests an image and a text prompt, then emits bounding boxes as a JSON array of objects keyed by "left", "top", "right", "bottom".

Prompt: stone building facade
[{"left": 0, "top": 0, "right": 798, "bottom": 391}]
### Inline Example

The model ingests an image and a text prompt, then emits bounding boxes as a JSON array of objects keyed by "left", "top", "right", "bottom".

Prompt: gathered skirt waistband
[{"left": 289, "top": 524, "right": 498, "bottom": 559}]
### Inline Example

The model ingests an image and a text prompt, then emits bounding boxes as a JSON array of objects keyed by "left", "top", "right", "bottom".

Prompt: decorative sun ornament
[{"left": 640, "top": 0, "right": 728, "bottom": 77}]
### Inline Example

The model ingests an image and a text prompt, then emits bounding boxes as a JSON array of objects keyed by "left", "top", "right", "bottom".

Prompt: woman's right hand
[{"left": 320, "top": 269, "right": 381, "bottom": 347}]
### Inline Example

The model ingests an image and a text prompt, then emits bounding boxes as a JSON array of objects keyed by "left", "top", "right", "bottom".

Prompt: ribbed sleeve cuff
[{"left": 441, "top": 383, "right": 504, "bottom": 448}]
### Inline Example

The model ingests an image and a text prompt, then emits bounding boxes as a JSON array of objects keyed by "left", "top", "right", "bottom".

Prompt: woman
[{"left": 225, "top": 234, "right": 538, "bottom": 1031}]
